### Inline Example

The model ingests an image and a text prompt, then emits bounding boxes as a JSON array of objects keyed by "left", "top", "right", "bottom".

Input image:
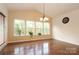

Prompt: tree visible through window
[{"left": 14, "top": 19, "right": 25, "bottom": 36}]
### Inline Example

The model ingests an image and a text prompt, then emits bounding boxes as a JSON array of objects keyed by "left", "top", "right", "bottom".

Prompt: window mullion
[
  {"left": 25, "top": 20, "right": 26, "bottom": 36},
  {"left": 35, "top": 21, "right": 36, "bottom": 36},
  {"left": 43, "top": 22, "right": 44, "bottom": 35}
]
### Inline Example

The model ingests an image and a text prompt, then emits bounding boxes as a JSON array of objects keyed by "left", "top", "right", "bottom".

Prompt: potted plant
[
  {"left": 29, "top": 32, "right": 33, "bottom": 38},
  {"left": 38, "top": 33, "right": 42, "bottom": 36}
]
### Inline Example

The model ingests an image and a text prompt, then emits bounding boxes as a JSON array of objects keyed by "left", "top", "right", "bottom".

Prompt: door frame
[{"left": 0, "top": 12, "right": 6, "bottom": 46}]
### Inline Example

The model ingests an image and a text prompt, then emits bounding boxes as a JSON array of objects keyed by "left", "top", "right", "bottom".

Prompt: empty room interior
[{"left": 0, "top": 3, "right": 79, "bottom": 55}]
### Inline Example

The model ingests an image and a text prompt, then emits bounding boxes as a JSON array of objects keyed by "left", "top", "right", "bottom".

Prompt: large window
[
  {"left": 26, "top": 21, "right": 35, "bottom": 35},
  {"left": 36, "top": 22, "right": 43, "bottom": 35},
  {"left": 44, "top": 22, "right": 50, "bottom": 35},
  {"left": 14, "top": 19, "right": 50, "bottom": 36},
  {"left": 14, "top": 19, "right": 25, "bottom": 36}
]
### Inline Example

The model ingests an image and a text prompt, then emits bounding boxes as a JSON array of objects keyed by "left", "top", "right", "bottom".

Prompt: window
[
  {"left": 36, "top": 22, "right": 43, "bottom": 35},
  {"left": 14, "top": 19, "right": 25, "bottom": 36},
  {"left": 14, "top": 19, "right": 50, "bottom": 36},
  {"left": 26, "top": 21, "right": 35, "bottom": 35},
  {"left": 44, "top": 22, "right": 50, "bottom": 35}
]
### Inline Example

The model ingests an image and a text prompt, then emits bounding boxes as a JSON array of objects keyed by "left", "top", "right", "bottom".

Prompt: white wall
[
  {"left": 53, "top": 9, "right": 79, "bottom": 45},
  {"left": 0, "top": 4, "right": 8, "bottom": 51}
]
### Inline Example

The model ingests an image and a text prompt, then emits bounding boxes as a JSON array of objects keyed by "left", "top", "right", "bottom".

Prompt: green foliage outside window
[{"left": 15, "top": 24, "right": 21, "bottom": 35}]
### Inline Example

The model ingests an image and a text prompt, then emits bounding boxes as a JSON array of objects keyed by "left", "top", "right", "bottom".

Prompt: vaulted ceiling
[{"left": 4, "top": 3, "right": 79, "bottom": 18}]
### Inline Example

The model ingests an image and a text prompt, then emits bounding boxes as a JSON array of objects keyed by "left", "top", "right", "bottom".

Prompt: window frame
[{"left": 14, "top": 19, "right": 50, "bottom": 36}]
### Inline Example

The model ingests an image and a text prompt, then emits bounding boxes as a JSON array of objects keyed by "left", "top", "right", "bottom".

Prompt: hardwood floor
[{"left": 1, "top": 39, "right": 79, "bottom": 55}]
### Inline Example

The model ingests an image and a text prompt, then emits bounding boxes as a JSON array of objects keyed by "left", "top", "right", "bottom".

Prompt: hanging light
[{"left": 40, "top": 3, "right": 48, "bottom": 22}]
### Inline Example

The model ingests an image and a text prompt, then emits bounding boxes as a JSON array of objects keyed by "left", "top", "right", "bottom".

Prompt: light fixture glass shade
[
  {"left": 40, "top": 17, "right": 48, "bottom": 21},
  {"left": 40, "top": 17, "right": 43, "bottom": 21},
  {"left": 44, "top": 17, "right": 48, "bottom": 21}
]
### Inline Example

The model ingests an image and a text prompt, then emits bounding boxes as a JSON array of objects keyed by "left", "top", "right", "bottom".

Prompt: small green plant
[
  {"left": 29, "top": 32, "right": 33, "bottom": 37},
  {"left": 38, "top": 33, "right": 42, "bottom": 36}
]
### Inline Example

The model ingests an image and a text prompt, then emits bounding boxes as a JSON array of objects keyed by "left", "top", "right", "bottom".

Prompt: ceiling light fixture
[{"left": 40, "top": 3, "right": 48, "bottom": 22}]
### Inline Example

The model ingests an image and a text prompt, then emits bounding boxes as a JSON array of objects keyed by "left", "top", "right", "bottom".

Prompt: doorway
[{"left": 0, "top": 12, "right": 5, "bottom": 46}]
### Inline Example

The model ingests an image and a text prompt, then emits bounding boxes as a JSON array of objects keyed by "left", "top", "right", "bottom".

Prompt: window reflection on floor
[
  {"left": 25, "top": 45, "right": 35, "bottom": 55},
  {"left": 43, "top": 43, "right": 48, "bottom": 54},
  {"left": 14, "top": 47, "right": 24, "bottom": 55},
  {"left": 14, "top": 47, "right": 20, "bottom": 55},
  {"left": 14, "top": 42, "right": 49, "bottom": 55},
  {"left": 35, "top": 44, "right": 43, "bottom": 55}
]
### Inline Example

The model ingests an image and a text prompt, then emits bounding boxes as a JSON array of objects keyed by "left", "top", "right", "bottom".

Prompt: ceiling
[{"left": 4, "top": 3, "right": 79, "bottom": 18}]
